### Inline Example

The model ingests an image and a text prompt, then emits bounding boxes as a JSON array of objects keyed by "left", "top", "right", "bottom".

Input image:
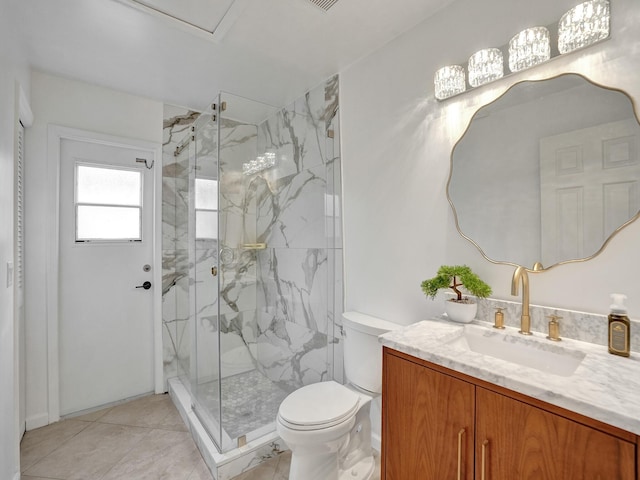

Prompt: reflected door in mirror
[
  {"left": 540, "top": 119, "right": 640, "bottom": 265},
  {"left": 448, "top": 74, "right": 640, "bottom": 270}
]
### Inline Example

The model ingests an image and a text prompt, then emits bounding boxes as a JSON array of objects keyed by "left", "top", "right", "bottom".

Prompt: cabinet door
[
  {"left": 476, "top": 387, "right": 636, "bottom": 480},
  {"left": 383, "top": 352, "right": 475, "bottom": 480}
]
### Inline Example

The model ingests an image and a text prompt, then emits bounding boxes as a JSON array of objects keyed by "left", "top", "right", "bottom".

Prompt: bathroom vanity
[
  {"left": 382, "top": 47, "right": 640, "bottom": 479},
  {"left": 379, "top": 319, "right": 640, "bottom": 479}
]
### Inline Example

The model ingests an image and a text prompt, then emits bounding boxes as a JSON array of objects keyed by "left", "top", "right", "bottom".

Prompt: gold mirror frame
[{"left": 447, "top": 73, "right": 640, "bottom": 272}]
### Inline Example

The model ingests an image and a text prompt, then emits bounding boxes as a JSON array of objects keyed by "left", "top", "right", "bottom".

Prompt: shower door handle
[{"left": 135, "top": 281, "right": 152, "bottom": 290}]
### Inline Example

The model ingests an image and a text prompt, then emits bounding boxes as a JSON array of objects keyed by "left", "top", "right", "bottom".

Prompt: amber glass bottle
[{"left": 608, "top": 294, "right": 630, "bottom": 357}]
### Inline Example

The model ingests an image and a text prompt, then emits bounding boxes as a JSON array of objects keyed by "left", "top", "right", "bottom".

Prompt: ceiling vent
[{"left": 306, "top": 0, "right": 339, "bottom": 12}]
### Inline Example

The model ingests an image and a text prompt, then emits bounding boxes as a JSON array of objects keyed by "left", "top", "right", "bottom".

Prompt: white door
[
  {"left": 59, "top": 138, "right": 155, "bottom": 415},
  {"left": 540, "top": 119, "right": 640, "bottom": 266}
]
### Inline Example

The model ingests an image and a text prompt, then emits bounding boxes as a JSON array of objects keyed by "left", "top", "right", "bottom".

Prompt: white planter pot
[{"left": 444, "top": 300, "right": 477, "bottom": 323}]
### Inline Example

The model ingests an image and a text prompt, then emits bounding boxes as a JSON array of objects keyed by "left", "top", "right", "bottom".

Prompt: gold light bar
[{"left": 241, "top": 243, "right": 267, "bottom": 250}]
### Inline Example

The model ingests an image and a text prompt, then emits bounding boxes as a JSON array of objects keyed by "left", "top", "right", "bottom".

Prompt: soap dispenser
[
  {"left": 546, "top": 315, "right": 562, "bottom": 341},
  {"left": 608, "top": 293, "right": 630, "bottom": 357}
]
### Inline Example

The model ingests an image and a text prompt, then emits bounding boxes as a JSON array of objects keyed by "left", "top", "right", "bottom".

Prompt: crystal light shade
[
  {"left": 434, "top": 65, "right": 466, "bottom": 100},
  {"left": 242, "top": 151, "right": 276, "bottom": 175},
  {"left": 508, "top": 26, "right": 551, "bottom": 73},
  {"left": 558, "top": 0, "right": 610, "bottom": 54},
  {"left": 468, "top": 48, "right": 504, "bottom": 87}
]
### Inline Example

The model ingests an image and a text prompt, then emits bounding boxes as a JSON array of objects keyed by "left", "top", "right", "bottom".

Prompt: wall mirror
[{"left": 448, "top": 73, "right": 640, "bottom": 271}]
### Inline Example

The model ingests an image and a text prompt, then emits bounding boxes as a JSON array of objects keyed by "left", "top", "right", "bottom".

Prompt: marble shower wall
[
  {"left": 216, "top": 115, "right": 260, "bottom": 381},
  {"left": 162, "top": 75, "right": 344, "bottom": 399},
  {"left": 253, "top": 74, "right": 343, "bottom": 391},
  {"left": 162, "top": 104, "right": 199, "bottom": 387}
]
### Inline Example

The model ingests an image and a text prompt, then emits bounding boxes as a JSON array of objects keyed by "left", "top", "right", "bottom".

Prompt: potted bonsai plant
[{"left": 421, "top": 265, "right": 492, "bottom": 323}]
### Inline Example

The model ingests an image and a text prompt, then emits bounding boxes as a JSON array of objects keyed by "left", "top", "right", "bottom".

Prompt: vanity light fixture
[
  {"left": 508, "top": 26, "right": 551, "bottom": 73},
  {"left": 434, "top": 65, "right": 466, "bottom": 100},
  {"left": 558, "top": 0, "right": 610, "bottom": 54},
  {"left": 468, "top": 48, "right": 504, "bottom": 87},
  {"left": 433, "top": 0, "right": 611, "bottom": 100}
]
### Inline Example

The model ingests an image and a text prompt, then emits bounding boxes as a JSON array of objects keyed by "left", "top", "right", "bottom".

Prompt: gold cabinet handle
[
  {"left": 481, "top": 439, "right": 489, "bottom": 480},
  {"left": 457, "top": 428, "right": 465, "bottom": 480}
]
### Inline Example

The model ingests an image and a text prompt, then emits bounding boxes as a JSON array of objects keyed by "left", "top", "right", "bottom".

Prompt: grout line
[
  {"left": 21, "top": 419, "right": 95, "bottom": 474},
  {"left": 95, "top": 426, "right": 157, "bottom": 480},
  {"left": 22, "top": 395, "right": 212, "bottom": 480}
]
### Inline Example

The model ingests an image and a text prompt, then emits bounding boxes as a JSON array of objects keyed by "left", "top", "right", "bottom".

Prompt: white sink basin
[{"left": 446, "top": 325, "right": 586, "bottom": 377}]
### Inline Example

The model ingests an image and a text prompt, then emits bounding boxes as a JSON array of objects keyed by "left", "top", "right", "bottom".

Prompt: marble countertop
[{"left": 380, "top": 317, "right": 640, "bottom": 436}]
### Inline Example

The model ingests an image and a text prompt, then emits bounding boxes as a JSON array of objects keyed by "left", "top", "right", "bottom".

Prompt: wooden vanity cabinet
[
  {"left": 476, "top": 388, "right": 635, "bottom": 479},
  {"left": 382, "top": 350, "right": 475, "bottom": 479},
  {"left": 382, "top": 348, "right": 637, "bottom": 480}
]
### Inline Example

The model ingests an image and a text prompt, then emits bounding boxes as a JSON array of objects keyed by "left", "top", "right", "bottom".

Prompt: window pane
[
  {"left": 77, "top": 205, "right": 141, "bottom": 240},
  {"left": 77, "top": 165, "right": 141, "bottom": 206},
  {"left": 195, "top": 178, "right": 218, "bottom": 210},
  {"left": 196, "top": 210, "right": 218, "bottom": 239}
]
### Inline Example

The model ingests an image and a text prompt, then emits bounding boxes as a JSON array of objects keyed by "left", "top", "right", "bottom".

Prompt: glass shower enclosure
[
  {"left": 168, "top": 79, "right": 342, "bottom": 454},
  {"left": 191, "top": 94, "right": 288, "bottom": 453}
]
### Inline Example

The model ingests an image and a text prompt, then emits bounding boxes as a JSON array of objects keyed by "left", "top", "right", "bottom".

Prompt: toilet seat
[{"left": 278, "top": 381, "right": 360, "bottom": 431}]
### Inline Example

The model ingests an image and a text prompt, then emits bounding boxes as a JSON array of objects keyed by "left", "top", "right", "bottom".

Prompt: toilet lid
[{"left": 278, "top": 381, "right": 360, "bottom": 429}]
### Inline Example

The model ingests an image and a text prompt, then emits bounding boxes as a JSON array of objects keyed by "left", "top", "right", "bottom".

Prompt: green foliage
[{"left": 421, "top": 265, "right": 492, "bottom": 302}]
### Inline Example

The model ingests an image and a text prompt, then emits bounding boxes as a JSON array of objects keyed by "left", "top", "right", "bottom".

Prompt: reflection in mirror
[{"left": 449, "top": 74, "right": 640, "bottom": 270}]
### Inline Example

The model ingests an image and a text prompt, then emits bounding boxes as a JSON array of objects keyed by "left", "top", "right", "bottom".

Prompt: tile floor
[{"left": 19, "top": 393, "right": 291, "bottom": 480}]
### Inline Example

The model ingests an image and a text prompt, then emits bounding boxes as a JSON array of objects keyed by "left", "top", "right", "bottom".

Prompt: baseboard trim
[{"left": 26, "top": 413, "right": 49, "bottom": 431}]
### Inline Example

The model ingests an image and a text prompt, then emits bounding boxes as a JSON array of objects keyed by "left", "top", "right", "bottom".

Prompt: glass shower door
[
  {"left": 190, "top": 93, "right": 283, "bottom": 453},
  {"left": 216, "top": 93, "right": 291, "bottom": 450},
  {"left": 186, "top": 80, "right": 341, "bottom": 453},
  {"left": 190, "top": 104, "right": 223, "bottom": 450}
]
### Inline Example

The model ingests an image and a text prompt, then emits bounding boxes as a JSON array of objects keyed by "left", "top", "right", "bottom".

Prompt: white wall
[
  {"left": 0, "top": 9, "right": 31, "bottom": 479},
  {"left": 341, "top": 0, "right": 640, "bottom": 324},
  {"left": 24, "top": 71, "right": 163, "bottom": 429}
]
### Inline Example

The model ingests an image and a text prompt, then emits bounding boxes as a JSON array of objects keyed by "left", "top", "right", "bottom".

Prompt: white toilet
[{"left": 276, "top": 311, "right": 400, "bottom": 480}]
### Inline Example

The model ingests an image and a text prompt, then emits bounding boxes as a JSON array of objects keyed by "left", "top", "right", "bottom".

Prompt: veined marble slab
[
  {"left": 380, "top": 317, "right": 640, "bottom": 436},
  {"left": 476, "top": 297, "right": 640, "bottom": 351}
]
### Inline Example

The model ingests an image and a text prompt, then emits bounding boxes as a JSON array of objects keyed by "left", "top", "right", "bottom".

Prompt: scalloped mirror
[{"left": 448, "top": 73, "right": 640, "bottom": 271}]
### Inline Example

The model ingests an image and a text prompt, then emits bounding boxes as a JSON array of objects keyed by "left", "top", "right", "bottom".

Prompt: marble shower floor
[
  {"left": 194, "top": 369, "right": 291, "bottom": 440},
  {"left": 19, "top": 393, "right": 292, "bottom": 480}
]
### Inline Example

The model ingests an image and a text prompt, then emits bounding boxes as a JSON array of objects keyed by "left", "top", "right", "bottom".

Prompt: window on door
[
  {"left": 195, "top": 178, "right": 218, "bottom": 239},
  {"left": 75, "top": 163, "right": 143, "bottom": 242}
]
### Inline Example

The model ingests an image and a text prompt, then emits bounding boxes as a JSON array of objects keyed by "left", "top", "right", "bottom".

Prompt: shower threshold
[{"left": 168, "top": 378, "right": 287, "bottom": 480}]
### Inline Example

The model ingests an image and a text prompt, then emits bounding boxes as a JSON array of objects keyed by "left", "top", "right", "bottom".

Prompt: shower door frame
[{"left": 189, "top": 102, "right": 226, "bottom": 452}]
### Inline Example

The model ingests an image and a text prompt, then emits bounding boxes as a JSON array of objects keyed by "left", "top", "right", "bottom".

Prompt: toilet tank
[{"left": 342, "top": 312, "right": 401, "bottom": 393}]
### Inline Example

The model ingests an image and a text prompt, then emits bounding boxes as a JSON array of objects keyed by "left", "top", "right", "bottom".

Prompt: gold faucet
[{"left": 511, "top": 266, "right": 532, "bottom": 335}]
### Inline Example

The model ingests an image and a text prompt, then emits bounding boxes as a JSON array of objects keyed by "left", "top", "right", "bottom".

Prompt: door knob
[{"left": 136, "top": 281, "right": 152, "bottom": 290}]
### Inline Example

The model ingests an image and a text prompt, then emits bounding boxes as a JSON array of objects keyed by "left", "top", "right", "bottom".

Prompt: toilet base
[
  {"left": 289, "top": 450, "right": 340, "bottom": 480},
  {"left": 339, "top": 456, "right": 375, "bottom": 480},
  {"left": 288, "top": 451, "right": 375, "bottom": 480}
]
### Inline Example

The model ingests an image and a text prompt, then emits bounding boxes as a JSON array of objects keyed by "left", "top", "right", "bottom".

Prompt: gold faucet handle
[
  {"left": 493, "top": 308, "right": 505, "bottom": 329},
  {"left": 546, "top": 315, "right": 562, "bottom": 341}
]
